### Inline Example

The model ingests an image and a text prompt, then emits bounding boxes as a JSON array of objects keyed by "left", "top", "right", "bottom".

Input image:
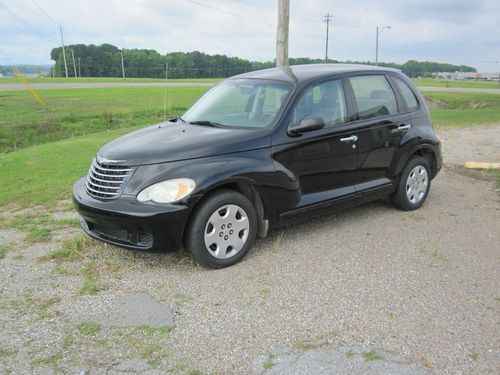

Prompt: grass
[
  {"left": 0, "top": 76, "right": 221, "bottom": 84},
  {"left": 0, "top": 86, "right": 209, "bottom": 152},
  {"left": 39, "top": 235, "right": 88, "bottom": 262},
  {"left": 362, "top": 350, "right": 383, "bottom": 362},
  {"left": 414, "top": 78, "right": 500, "bottom": 89},
  {"left": 263, "top": 353, "right": 275, "bottom": 369},
  {"left": 77, "top": 322, "right": 101, "bottom": 335},
  {"left": 0, "top": 126, "right": 140, "bottom": 208},
  {"left": 32, "top": 352, "right": 62, "bottom": 367},
  {"left": 425, "top": 92, "right": 500, "bottom": 126},
  {"left": 137, "top": 324, "right": 172, "bottom": 336},
  {"left": 488, "top": 169, "right": 500, "bottom": 188},
  {"left": 2, "top": 212, "right": 79, "bottom": 242},
  {"left": 0, "top": 244, "right": 12, "bottom": 259},
  {"left": 79, "top": 260, "right": 104, "bottom": 295},
  {"left": 0, "top": 348, "right": 15, "bottom": 357}
]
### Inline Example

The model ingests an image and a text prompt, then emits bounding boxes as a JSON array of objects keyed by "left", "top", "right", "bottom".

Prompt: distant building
[
  {"left": 434, "top": 71, "right": 499, "bottom": 81},
  {"left": 0, "top": 73, "right": 4, "bottom": 78}
]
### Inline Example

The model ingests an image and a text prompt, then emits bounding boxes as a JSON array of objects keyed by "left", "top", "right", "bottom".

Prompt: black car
[{"left": 73, "top": 64, "right": 442, "bottom": 268}]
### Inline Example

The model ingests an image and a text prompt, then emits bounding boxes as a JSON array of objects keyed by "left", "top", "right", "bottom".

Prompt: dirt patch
[
  {"left": 467, "top": 102, "right": 487, "bottom": 110},
  {"left": 424, "top": 96, "right": 449, "bottom": 109}
]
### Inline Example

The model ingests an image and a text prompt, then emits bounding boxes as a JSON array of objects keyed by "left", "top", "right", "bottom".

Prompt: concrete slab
[{"left": 252, "top": 347, "right": 432, "bottom": 375}]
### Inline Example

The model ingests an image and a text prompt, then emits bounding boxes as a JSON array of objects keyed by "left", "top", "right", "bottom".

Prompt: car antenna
[{"left": 163, "top": 62, "right": 169, "bottom": 122}]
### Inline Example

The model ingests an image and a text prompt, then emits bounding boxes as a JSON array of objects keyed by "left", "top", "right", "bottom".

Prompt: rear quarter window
[
  {"left": 393, "top": 77, "right": 419, "bottom": 111},
  {"left": 349, "top": 75, "right": 398, "bottom": 120}
]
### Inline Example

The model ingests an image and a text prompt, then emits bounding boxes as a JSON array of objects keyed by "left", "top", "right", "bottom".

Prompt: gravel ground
[{"left": 0, "top": 125, "right": 499, "bottom": 374}]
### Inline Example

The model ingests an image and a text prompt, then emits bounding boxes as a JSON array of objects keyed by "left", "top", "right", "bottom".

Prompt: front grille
[
  {"left": 85, "top": 157, "right": 134, "bottom": 200},
  {"left": 92, "top": 223, "right": 153, "bottom": 248}
]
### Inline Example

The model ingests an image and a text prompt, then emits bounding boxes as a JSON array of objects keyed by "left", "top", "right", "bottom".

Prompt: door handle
[
  {"left": 340, "top": 135, "right": 358, "bottom": 143},
  {"left": 391, "top": 124, "right": 412, "bottom": 133}
]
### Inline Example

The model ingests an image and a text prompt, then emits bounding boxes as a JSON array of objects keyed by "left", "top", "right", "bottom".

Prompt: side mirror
[{"left": 289, "top": 116, "right": 325, "bottom": 135}]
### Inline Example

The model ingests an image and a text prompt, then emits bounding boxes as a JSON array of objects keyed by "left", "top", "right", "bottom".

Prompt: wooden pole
[{"left": 276, "top": 0, "right": 289, "bottom": 67}]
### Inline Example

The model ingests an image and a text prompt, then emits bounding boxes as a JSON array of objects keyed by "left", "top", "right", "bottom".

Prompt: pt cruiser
[{"left": 73, "top": 64, "right": 442, "bottom": 268}]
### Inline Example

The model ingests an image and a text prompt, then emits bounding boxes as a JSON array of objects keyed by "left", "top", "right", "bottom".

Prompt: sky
[{"left": 1, "top": 0, "right": 499, "bottom": 72}]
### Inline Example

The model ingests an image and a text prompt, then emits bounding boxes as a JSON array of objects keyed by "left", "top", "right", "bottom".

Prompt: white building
[{"left": 435, "top": 71, "right": 499, "bottom": 81}]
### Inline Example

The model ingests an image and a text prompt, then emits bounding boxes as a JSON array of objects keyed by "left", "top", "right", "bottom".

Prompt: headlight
[{"left": 137, "top": 178, "right": 196, "bottom": 203}]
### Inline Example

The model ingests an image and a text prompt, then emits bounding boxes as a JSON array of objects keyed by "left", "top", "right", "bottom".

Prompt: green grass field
[
  {"left": 414, "top": 78, "right": 499, "bottom": 89},
  {"left": 0, "top": 77, "right": 221, "bottom": 84},
  {"left": 0, "top": 86, "right": 209, "bottom": 152},
  {"left": 0, "top": 126, "right": 140, "bottom": 208},
  {"left": 424, "top": 91, "right": 500, "bottom": 126}
]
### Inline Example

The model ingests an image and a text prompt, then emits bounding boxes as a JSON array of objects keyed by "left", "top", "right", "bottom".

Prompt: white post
[
  {"left": 120, "top": 51, "right": 126, "bottom": 80},
  {"left": 60, "top": 25, "right": 68, "bottom": 78}
]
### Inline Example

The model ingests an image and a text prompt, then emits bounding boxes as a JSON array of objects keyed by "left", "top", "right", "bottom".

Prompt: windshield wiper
[
  {"left": 177, "top": 116, "right": 187, "bottom": 124},
  {"left": 189, "top": 120, "right": 223, "bottom": 128}
]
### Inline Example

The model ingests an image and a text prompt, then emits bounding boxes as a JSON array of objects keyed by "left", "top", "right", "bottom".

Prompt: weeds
[
  {"left": 362, "top": 350, "right": 383, "bottom": 362},
  {"left": 77, "top": 322, "right": 101, "bottom": 336},
  {"left": 39, "top": 235, "right": 89, "bottom": 262}
]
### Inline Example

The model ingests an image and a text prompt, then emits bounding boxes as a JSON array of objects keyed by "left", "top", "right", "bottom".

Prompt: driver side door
[{"left": 272, "top": 78, "right": 359, "bottom": 210}]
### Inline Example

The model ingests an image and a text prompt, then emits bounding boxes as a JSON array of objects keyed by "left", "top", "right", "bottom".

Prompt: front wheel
[
  {"left": 184, "top": 190, "right": 257, "bottom": 268},
  {"left": 391, "top": 156, "right": 431, "bottom": 211}
]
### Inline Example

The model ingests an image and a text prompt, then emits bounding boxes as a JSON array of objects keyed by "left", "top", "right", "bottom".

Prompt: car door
[
  {"left": 272, "top": 78, "right": 359, "bottom": 209},
  {"left": 346, "top": 74, "right": 412, "bottom": 191}
]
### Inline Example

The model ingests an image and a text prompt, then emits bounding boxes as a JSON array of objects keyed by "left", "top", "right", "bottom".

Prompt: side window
[
  {"left": 393, "top": 77, "right": 419, "bottom": 111},
  {"left": 292, "top": 79, "right": 347, "bottom": 126},
  {"left": 349, "top": 75, "right": 398, "bottom": 120}
]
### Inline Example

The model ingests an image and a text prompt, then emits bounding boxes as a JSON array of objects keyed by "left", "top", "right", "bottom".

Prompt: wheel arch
[
  {"left": 394, "top": 144, "right": 438, "bottom": 180},
  {"left": 184, "top": 178, "right": 269, "bottom": 243}
]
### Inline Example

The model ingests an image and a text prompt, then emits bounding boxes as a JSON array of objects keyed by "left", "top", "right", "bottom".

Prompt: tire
[
  {"left": 184, "top": 189, "right": 258, "bottom": 268},
  {"left": 391, "top": 156, "right": 431, "bottom": 211}
]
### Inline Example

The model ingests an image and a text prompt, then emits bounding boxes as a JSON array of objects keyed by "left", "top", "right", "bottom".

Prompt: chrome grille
[{"left": 85, "top": 157, "right": 134, "bottom": 200}]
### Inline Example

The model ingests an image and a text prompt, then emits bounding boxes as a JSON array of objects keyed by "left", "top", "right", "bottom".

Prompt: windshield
[{"left": 182, "top": 79, "right": 293, "bottom": 128}]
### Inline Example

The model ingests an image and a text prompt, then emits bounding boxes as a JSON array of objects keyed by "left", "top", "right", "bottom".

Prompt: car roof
[{"left": 231, "top": 63, "right": 402, "bottom": 84}]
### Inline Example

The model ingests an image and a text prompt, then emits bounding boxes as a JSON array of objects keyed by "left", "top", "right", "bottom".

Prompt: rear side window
[
  {"left": 292, "top": 79, "right": 347, "bottom": 126},
  {"left": 393, "top": 77, "right": 419, "bottom": 111},
  {"left": 349, "top": 75, "right": 398, "bottom": 120}
]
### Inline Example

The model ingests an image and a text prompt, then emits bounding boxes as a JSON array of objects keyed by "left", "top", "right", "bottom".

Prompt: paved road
[
  {"left": 417, "top": 86, "right": 500, "bottom": 94},
  {"left": 1, "top": 81, "right": 499, "bottom": 93}
]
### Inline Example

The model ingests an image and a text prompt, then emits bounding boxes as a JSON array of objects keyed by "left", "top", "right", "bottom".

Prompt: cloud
[{"left": 1, "top": 0, "right": 499, "bottom": 72}]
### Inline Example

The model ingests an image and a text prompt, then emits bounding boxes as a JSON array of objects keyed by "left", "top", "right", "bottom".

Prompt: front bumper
[{"left": 72, "top": 177, "right": 194, "bottom": 251}]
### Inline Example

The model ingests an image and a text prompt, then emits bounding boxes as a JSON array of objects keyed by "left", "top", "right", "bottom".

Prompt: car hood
[{"left": 97, "top": 122, "right": 272, "bottom": 166}]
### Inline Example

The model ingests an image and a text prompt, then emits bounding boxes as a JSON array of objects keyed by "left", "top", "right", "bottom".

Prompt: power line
[
  {"left": 184, "top": 0, "right": 275, "bottom": 28},
  {"left": 31, "top": 0, "right": 60, "bottom": 26},
  {"left": 184, "top": 0, "right": 326, "bottom": 42},
  {"left": 0, "top": 1, "right": 57, "bottom": 42},
  {"left": 235, "top": 0, "right": 318, "bottom": 24}
]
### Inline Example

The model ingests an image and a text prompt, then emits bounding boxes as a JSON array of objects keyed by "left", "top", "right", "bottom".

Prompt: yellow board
[
  {"left": 13, "top": 67, "right": 47, "bottom": 109},
  {"left": 464, "top": 162, "right": 500, "bottom": 170}
]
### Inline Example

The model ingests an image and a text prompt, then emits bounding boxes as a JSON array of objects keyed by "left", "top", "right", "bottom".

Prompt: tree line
[{"left": 49, "top": 43, "right": 476, "bottom": 79}]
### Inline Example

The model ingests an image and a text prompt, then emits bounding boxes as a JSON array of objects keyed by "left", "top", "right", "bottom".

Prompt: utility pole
[
  {"left": 78, "top": 57, "right": 81, "bottom": 77},
  {"left": 59, "top": 25, "right": 68, "bottom": 78},
  {"left": 276, "top": 0, "right": 289, "bottom": 67},
  {"left": 324, "top": 14, "right": 333, "bottom": 62},
  {"left": 375, "top": 25, "right": 391, "bottom": 66},
  {"left": 120, "top": 51, "right": 126, "bottom": 80},
  {"left": 70, "top": 50, "right": 77, "bottom": 78}
]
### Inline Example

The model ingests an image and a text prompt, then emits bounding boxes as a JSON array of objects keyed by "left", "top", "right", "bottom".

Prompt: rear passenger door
[{"left": 346, "top": 74, "right": 411, "bottom": 190}]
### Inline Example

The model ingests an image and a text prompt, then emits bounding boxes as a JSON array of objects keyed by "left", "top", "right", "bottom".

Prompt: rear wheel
[
  {"left": 184, "top": 190, "right": 257, "bottom": 268},
  {"left": 391, "top": 156, "right": 431, "bottom": 211}
]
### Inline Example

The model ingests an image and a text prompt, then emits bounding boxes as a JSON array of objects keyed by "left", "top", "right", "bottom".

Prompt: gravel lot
[{"left": 0, "top": 125, "right": 499, "bottom": 374}]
